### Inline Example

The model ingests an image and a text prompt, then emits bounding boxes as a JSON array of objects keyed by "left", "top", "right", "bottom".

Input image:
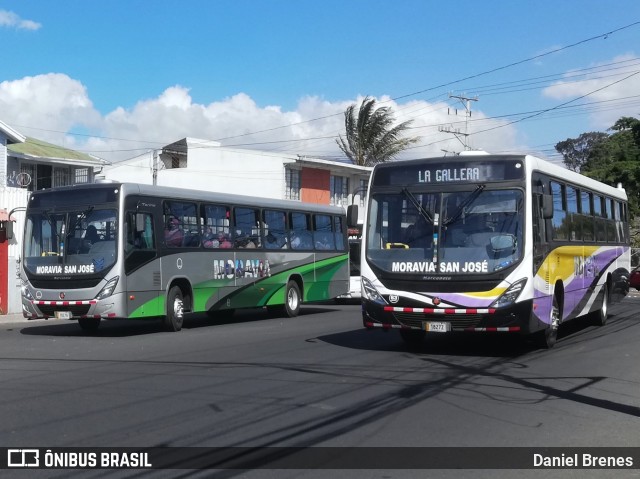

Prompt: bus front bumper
[{"left": 362, "top": 299, "right": 536, "bottom": 334}]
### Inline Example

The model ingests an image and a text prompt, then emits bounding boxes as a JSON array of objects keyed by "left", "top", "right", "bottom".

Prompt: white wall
[
  {"left": 157, "top": 147, "right": 293, "bottom": 200},
  {"left": 101, "top": 151, "right": 155, "bottom": 184},
  {"left": 1, "top": 187, "right": 30, "bottom": 314},
  {"left": 103, "top": 146, "right": 296, "bottom": 200}
]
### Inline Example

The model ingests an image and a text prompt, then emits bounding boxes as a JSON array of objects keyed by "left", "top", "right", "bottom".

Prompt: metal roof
[{"left": 7, "top": 137, "right": 106, "bottom": 166}]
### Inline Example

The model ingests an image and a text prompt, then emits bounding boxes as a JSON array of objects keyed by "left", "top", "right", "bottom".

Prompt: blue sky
[{"left": 1, "top": 1, "right": 639, "bottom": 164}]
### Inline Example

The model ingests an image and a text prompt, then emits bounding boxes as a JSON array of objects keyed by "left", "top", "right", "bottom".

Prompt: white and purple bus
[{"left": 358, "top": 153, "right": 630, "bottom": 348}]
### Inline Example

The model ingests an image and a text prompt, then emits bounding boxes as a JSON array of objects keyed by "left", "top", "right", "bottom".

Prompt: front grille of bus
[
  {"left": 394, "top": 312, "right": 484, "bottom": 330},
  {"left": 37, "top": 304, "right": 92, "bottom": 317},
  {"left": 380, "top": 277, "right": 502, "bottom": 294},
  {"left": 29, "top": 278, "right": 102, "bottom": 289}
]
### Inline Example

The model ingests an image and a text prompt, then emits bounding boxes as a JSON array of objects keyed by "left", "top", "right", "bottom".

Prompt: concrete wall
[
  {"left": 157, "top": 147, "right": 293, "bottom": 200},
  {"left": 103, "top": 147, "right": 297, "bottom": 201},
  {"left": 0, "top": 187, "right": 30, "bottom": 314}
]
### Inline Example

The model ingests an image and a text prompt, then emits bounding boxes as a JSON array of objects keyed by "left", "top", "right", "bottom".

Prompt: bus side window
[
  {"left": 234, "top": 206, "right": 260, "bottom": 248},
  {"left": 334, "top": 215, "right": 345, "bottom": 250},
  {"left": 263, "top": 209, "right": 288, "bottom": 249},
  {"left": 126, "top": 212, "right": 155, "bottom": 252},
  {"left": 290, "top": 212, "right": 312, "bottom": 250},
  {"left": 314, "top": 214, "right": 335, "bottom": 250}
]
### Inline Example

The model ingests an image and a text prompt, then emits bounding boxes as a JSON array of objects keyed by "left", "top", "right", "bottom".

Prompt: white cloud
[
  {"left": 542, "top": 54, "right": 640, "bottom": 130},
  {"left": 0, "top": 10, "right": 41, "bottom": 30},
  {"left": 0, "top": 73, "right": 102, "bottom": 139},
  {"left": 0, "top": 73, "right": 522, "bottom": 163}
]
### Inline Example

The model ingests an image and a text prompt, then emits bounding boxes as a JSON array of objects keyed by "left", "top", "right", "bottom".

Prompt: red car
[{"left": 630, "top": 266, "right": 640, "bottom": 291}]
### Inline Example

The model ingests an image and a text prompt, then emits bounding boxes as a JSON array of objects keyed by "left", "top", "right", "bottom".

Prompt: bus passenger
[
  {"left": 85, "top": 225, "right": 100, "bottom": 244},
  {"left": 218, "top": 232, "right": 232, "bottom": 248},
  {"left": 165, "top": 217, "right": 184, "bottom": 247},
  {"left": 203, "top": 227, "right": 218, "bottom": 248}
]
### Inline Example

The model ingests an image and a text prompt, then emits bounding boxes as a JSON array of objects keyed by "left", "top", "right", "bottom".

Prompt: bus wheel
[
  {"left": 164, "top": 286, "right": 184, "bottom": 332},
  {"left": 283, "top": 281, "right": 301, "bottom": 317},
  {"left": 78, "top": 318, "right": 100, "bottom": 331},
  {"left": 539, "top": 293, "right": 560, "bottom": 349},
  {"left": 591, "top": 283, "right": 609, "bottom": 327},
  {"left": 400, "top": 329, "right": 426, "bottom": 349}
]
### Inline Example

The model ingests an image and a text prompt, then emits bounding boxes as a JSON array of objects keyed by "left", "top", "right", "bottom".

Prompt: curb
[{"left": 0, "top": 313, "right": 41, "bottom": 324}]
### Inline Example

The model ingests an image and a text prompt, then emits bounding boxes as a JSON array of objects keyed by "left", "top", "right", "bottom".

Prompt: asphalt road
[{"left": 1, "top": 294, "right": 640, "bottom": 479}]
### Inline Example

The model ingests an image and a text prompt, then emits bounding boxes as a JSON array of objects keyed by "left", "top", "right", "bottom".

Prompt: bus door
[{"left": 124, "top": 196, "right": 160, "bottom": 317}]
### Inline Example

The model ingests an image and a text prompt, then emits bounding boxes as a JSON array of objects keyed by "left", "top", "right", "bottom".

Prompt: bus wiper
[
  {"left": 401, "top": 188, "right": 433, "bottom": 225},
  {"left": 444, "top": 184, "right": 485, "bottom": 226},
  {"left": 70, "top": 206, "right": 94, "bottom": 231},
  {"left": 41, "top": 209, "right": 63, "bottom": 241}
]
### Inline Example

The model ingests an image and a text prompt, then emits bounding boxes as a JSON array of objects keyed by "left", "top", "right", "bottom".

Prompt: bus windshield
[
  {"left": 24, "top": 207, "right": 118, "bottom": 277},
  {"left": 366, "top": 188, "right": 523, "bottom": 275}
]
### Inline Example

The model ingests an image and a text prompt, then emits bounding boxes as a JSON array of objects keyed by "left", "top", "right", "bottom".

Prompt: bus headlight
[
  {"left": 362, "top": 277, "right": 387, "bottom": 305},
  {"left": 490, "top": 278, "right": 527, "bottom": 308},
  {"left": 95, "top": 276, "right": 119, "bottom": 300},
  {"left": 21, "top": 282, "right": 34, "bottom": 300}
]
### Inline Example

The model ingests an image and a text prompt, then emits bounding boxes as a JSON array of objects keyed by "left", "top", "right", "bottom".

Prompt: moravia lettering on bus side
[
  {"left": 213, "top": 258, "right": 272, "bottom": 279},
  {"left": 418, "top": 167, "right": 481, "bottom": 183}
]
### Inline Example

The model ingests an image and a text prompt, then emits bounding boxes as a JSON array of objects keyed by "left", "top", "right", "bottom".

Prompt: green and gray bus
[{"left": 20, "top": 182, "right": 350, "bottom": 331}]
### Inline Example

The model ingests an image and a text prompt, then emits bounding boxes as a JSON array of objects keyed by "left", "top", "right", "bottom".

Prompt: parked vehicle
[{"left": 336, "top": 237, "right": 361, "bottom": 302}]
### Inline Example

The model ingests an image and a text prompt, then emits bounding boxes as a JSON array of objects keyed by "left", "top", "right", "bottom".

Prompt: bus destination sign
[{"left": 374, "top": 159, "right": 524, "bottom": 186}]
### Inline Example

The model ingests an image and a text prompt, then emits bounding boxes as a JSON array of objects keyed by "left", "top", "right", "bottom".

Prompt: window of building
[
  {"left": 53, "top": 166, "right": 71, "bottom": 188},
  {"left": 75, "top": 168, "right": 89, "bottom": 184},
  {"left": 330, "top": 175, "right": 349, "bottom": 206},
  {"left": 285, "top": 168, "right": 301, "bottom": 201},
  {"left": 359, "top": 179, "right": 368, "bottom": 207}
]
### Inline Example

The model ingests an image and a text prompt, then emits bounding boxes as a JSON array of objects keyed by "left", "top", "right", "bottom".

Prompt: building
[
  {"left": 103, "top": 137, "right": 372, "bottom": 218},
  {"left": 1, "top": 124, "right": 372, "bottom": 315},
  {"left": 0, "top": 119, "right": 107, "bottom": 314}
]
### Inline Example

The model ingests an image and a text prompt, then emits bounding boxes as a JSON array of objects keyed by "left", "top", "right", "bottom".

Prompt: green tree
[
  {"left": 558, "top": 117, "right": 640, "bottom": 246},
  {"left": 337, "top": 96, "right": 420, "bottom": 166},
  {"left": 555, "top": 132, "right": 608, "bottom": 172},
  {"left": 580, "top": 117, "right": 640, "bottom": 217}
]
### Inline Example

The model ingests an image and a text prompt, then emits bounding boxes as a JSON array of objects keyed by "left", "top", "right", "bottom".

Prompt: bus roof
[
  {"left": 371, "top": 154, "right": 628, "bottom": 201},
  {"left": 29, "top": 181, "right": 347, "bottom": 215}
]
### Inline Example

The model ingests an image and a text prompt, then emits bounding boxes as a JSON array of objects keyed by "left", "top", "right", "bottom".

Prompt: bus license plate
[
  {"left": 55, "top": 311, "right": 72, "bottom": 320},
  {"left": 425, "top": 321, "right": 450, "bottom": 333}
]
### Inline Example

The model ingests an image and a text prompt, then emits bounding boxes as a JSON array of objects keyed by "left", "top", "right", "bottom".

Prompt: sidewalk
[{"left": 0, "top": 312, "right": 38, "bottom": 324}]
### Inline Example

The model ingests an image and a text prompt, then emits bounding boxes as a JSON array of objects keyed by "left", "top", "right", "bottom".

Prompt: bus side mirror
[
  {"left": 541, "top": 194, "right": 553, "bottom": 219},
  {"left": 346, "top": 205, "right": 358, "bottom": 228},
  {"left": 0, "top": 220, "right": 13, "bottom": 240}
]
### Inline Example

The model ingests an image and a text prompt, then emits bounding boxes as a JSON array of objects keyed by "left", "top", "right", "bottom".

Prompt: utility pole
[
  {"left": 439, "top": 93, "right": 478, "bottom": 151},
  {"left": 152, "top": 149, "right": 158, "bottom": 185}
]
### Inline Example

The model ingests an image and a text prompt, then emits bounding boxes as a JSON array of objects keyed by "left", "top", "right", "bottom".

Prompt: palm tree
[{"left": 336, "top": 97, "right": 420, "bottom": 166}]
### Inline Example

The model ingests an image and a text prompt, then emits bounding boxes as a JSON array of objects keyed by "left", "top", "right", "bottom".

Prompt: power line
[{"left": 8, "top": 21, "right": 640, "bottom": 158}]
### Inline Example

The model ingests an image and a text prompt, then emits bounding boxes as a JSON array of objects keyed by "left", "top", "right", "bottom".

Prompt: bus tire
[
  {"left": 78, "top": 318, "right": 100, "bottom": 331},
  {"left": 591, "top": 283, "right": 609, "bottom": 327},
  {"left": 538, "top": 291, "right": 561, "bottom": 349},
  {"left": 400, "top": 329, "right": 426, "bottom": 349},
  {"left": 164, "top": 286, "right": 184, "bottom": 332},
  {"left": 283, "top": 281, "right": 301, "bottom": 317}
]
